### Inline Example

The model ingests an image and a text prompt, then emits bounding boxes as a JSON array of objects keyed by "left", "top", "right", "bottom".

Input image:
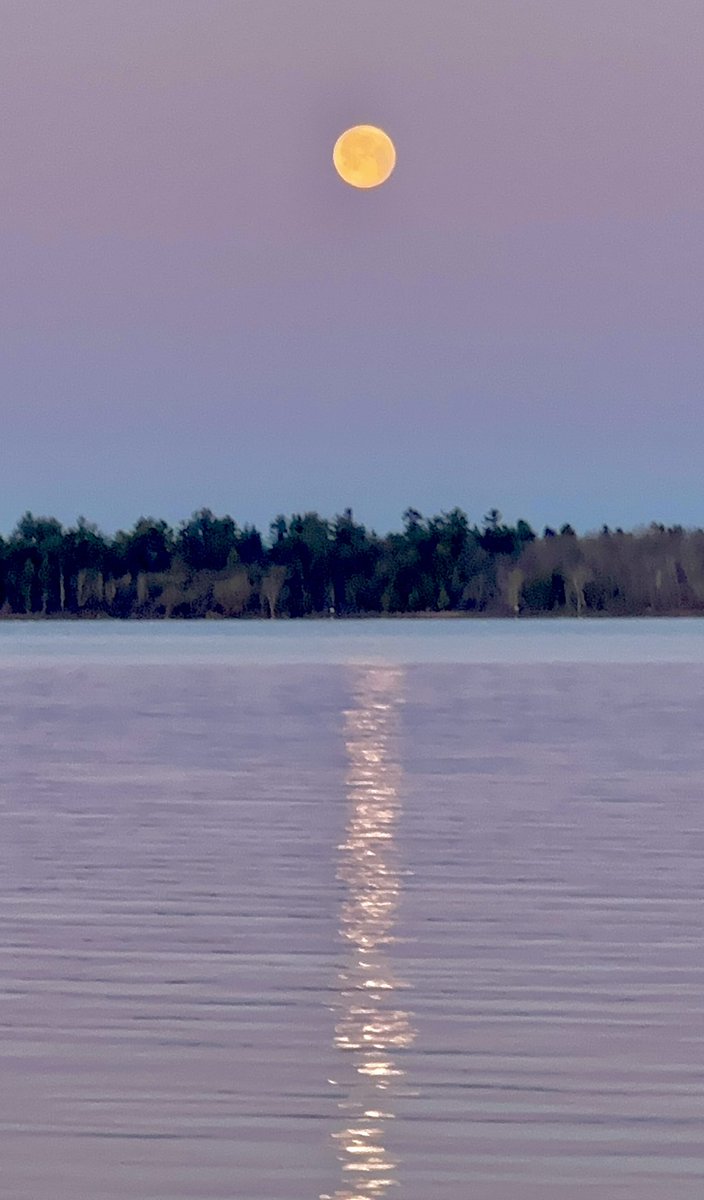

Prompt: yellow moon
[{"left": 333, "top": 125, "right": 397, "bottom": 189}]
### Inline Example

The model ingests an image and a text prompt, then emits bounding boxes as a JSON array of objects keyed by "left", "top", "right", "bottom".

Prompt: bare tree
[
  {"left": 261, "top": 566, "right": 286, "bottom": 619},
  {"left": 498, "top": 561, "right": 524, "bottom": 615},
  {"left": 213, "top": 569, "right": 252, "bottom": 617}
]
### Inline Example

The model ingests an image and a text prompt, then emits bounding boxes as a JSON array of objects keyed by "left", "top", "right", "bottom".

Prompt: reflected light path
[{"left": 322, "top": 666, "right": 415, "bottom": 1200}]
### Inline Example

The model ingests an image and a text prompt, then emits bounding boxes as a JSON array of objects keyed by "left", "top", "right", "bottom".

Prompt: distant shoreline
[
  {"left": 5, "top": 510, "right": 704, "bottom": 620},
  {"left": 2, "top": 610, "right": 703, "bottom": 623}
]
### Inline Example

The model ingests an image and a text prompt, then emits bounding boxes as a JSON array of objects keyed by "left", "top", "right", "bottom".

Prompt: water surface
[
  {"left": 2, "top": 622, "right": 703, "bottom": 1197},
  {"left": 2, "top": 615, "right": 704, "bottom": 664}
]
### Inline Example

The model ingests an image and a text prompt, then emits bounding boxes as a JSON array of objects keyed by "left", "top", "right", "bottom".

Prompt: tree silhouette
[{"left": 0, "top": 505, "right": 703, "bottom": 619}]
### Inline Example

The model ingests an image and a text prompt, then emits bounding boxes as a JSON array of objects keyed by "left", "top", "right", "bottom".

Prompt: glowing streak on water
[{"left": 321, "top": 667, "right": 416, "bottom": 1200}]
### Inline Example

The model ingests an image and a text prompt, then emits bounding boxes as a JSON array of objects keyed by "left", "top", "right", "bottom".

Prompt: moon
[{"left": 333, "top": 125, "right": 397, "bottom": 189}]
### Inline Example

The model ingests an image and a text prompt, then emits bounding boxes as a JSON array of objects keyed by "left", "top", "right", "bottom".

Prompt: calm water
[{"left": 2, "top": 620, "right": 704, "bottom": 1198}]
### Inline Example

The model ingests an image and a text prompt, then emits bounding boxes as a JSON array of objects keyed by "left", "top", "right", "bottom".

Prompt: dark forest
[{"left": 2, "top": 507, "right": 704, "bottom": 619}]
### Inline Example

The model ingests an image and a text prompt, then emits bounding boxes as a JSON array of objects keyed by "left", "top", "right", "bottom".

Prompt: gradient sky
[{"left": 2, "top": 0, "right": 703, "bottom": 537}]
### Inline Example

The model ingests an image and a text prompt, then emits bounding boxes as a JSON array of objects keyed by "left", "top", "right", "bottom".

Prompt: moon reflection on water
[{"left": 321, "top": 666, "right": 415, "bottom": 1200}]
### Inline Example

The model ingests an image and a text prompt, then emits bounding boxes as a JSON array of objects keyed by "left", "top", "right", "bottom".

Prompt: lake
[{"left": 2, "top": 619, "right": 703, "bottom": 1198}]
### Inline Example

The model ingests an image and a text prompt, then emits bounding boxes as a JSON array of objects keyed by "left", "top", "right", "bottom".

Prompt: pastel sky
[{"left": 2, "top": 0, "right": 703, "bottom": 536}]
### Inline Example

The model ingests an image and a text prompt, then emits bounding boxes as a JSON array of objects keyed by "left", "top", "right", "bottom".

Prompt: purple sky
[{"left": 2, "top": 0, "right": 703, "bottom": 537}]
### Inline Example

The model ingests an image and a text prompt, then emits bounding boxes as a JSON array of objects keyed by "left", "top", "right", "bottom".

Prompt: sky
[{"left": 1, "top": 0, "right": 703, "bottom": 538}]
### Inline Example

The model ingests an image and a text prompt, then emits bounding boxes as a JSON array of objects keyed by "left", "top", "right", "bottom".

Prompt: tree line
[{"left": 1, "top": 506, "right": 703, "bottom": 619}]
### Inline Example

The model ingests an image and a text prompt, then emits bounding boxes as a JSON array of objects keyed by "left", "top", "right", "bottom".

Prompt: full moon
[{"left": 333, "top": 125, "right": 397, "bottom": 189}]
